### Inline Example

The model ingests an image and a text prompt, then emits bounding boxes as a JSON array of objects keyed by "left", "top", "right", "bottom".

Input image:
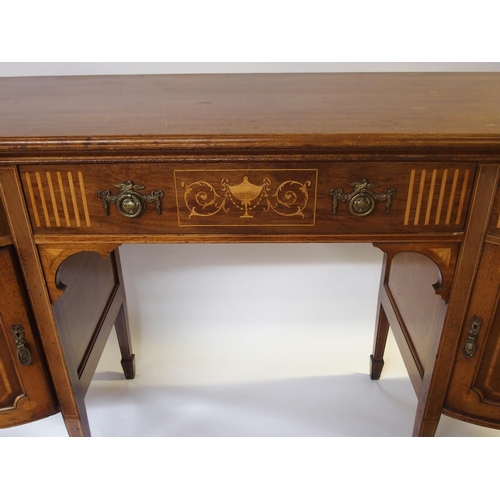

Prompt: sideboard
[{"left": 1, "top": 72, "right": 499, "bottom": 436}]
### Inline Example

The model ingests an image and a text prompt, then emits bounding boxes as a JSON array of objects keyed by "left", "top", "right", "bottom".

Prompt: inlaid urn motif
[{"left": 177, "top": 172, "right": 315, "bottom": 225}]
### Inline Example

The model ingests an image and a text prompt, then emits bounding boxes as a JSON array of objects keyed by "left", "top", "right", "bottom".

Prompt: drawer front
[{"left": 19, "top": 162, "right": 476, "bottom": 238}]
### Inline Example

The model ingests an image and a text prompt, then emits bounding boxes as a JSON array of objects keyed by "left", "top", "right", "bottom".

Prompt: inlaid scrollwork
[
  {"left": 181, "top": 176, "right": 311, "bottom": 219},
  {"left": 181, "top": 180, "right": 226, "bottom": 218},
  {"left": 269, "top": 179, "right": 311, "bottom": 217}
]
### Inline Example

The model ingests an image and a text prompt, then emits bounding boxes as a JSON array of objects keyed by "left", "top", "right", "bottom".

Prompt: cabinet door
[
  {"left": 0, "top": 245, "right": 58, "bottom": 428},
  {"left": 445, "top": 242, "right": 500, "bottom": 427}
]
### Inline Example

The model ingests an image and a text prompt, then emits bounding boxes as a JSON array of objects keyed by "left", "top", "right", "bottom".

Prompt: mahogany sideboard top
[
  {"left": 1, "top": 72, "right": 500, "bottom": 436},
  {"left": 1, "top": 72, "right": 499, "bottom": 150}
]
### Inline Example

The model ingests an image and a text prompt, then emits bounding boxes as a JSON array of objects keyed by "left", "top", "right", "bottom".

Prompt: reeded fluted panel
[
  {"left": 404, "top": 167, "right": 471, "bottom": 227},
  {"left": 24, "top": 171, "right": 91, "bottom": 228}
]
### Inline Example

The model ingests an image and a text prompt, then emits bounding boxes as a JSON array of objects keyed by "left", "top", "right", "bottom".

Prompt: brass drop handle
[
  {"left": 98, "top": 180, "right": 164, "bottom": 218},
  {"left": 330, "top": 179, "right": 396, "bottom": 217},
  {"left": 462, "top": 315, "right": 483, "bottom": 358},
  {"left": 11, "top": 325, "right": 32, "bottom": 366}
]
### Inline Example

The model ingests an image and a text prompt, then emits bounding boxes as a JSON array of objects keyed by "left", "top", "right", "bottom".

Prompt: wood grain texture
[
  {"left": 371, "top": 242, "right": 458, "bottom": 396},
  {"left": 51, "top": 250, "right": 130, "bottom": 395},
  {"left": 0, "top": 195, "right": 9, "bottom": 238},
  {"left": 18, "top": 162, "right": 475, "bottom": 238},
  {"left": 38, "top": 243, "right": 120, "bottom": 303},
  {"left": 444, "top": 181, "right": 500, "bottom": 428},
  {"left": 0, "top": 167, "right": 91, "bottom": 436},
  {"left": 388, "top": 252, "right": 447, "bottom": 372},
  {"left": 0, "top": 245, "right": 58, "bottom": 427},
  {"left": 413, "top": 164, "right": 500, "bottom": 436},
  {"left": 0, "top": 73, "right": 499, "bottom": 137}
]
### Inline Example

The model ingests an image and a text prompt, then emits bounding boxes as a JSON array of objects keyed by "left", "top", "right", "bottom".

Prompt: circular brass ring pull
[
  {"left": 116, "top": 193, "right": 147, "bottom": 218},
  {"left": 330, "top": 179, "right": 396, "bottom": 217},
  {"left": 98, "top": 180, "right": 164, "bottom": 218},
  {"left": 348, "top": 192, "right": 376, "bottom": 217}
]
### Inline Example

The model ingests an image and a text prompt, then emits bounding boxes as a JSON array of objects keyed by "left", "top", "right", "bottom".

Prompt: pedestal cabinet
[
  {"left": 0, "top": 201, "right": 58, "bottom": 427},
  {"left": 444, "top": 184, "right": 500, "bottom": 427}
]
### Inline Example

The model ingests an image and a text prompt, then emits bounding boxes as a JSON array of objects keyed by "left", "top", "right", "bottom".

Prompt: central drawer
[{"left": 19, "top": 162, "right": 476, "bottom": 238}]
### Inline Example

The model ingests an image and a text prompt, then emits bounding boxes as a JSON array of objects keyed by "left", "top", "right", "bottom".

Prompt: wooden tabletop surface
[{"left": 0, "top": 73, "right": 499, "bottom": 140}]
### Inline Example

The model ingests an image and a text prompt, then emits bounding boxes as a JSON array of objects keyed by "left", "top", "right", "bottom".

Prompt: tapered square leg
[
  {"left": 371, "top": 304, "right": 390, "bottom": 379},
  {"left": 370, "top": 251, "right": 391, "bottom": 380},
  {"left": 115, "top": 303, "right": 135, "bottom": 379},
  {"left": 113, "top": 248, "right": 135, "bottom": 380}
]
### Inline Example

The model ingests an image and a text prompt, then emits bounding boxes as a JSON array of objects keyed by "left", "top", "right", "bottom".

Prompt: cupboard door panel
[
  {"left": 445, "top": 242, "right": 500, "bottom": 426},
  {"left": 0, "top": 246, "right": 58, "bottom": 427}
]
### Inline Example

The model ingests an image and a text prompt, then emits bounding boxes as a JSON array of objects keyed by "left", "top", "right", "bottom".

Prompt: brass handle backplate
[
  {"left": 98, "top": 180, "right": 164, "bottom": 218},
  {"left": 462, "top": 315, "right": 483, "bottom": 358},
  {"left": 11, "top": 325, "right": 32, "bottom": 366},
  {"left": 330, "top": 179, "right": 396, "bottom": 217}
]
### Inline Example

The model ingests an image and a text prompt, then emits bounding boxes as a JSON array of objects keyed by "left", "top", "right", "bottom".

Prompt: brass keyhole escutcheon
[
  {"left": 462, "top": 315, "right": 483, "bottom": 358},
  {"left": 11, "top": 325, "right": 32, "bottom": 366}
]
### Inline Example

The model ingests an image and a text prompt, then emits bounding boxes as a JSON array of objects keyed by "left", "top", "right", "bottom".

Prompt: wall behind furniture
[{"left": 2, "top": 62, "right": 500, "bottom": 76}]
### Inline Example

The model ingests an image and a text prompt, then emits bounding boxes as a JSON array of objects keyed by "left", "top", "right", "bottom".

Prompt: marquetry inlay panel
[
  {"left": 174, "top": 169, "right": 318, "bottom": 227},
  {"left": 23, "top": 171, "right": 92, "bottom": 228},
  {"left": 404, "top": 167, "right": 471, "bottom": 227},
  {"left": 428, "top": 247, "right": 453, "bottom": 268}
]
